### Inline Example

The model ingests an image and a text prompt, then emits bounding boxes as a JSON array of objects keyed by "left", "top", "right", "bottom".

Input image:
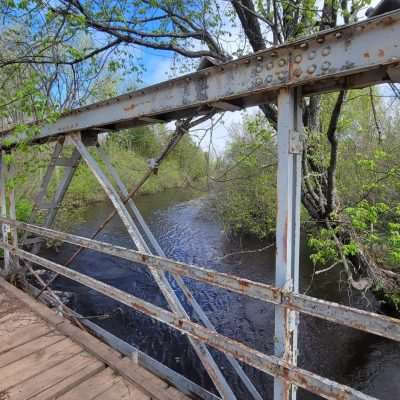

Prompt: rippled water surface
[{"left": 42, "top": 189, "right": 400, "bottom": 399}]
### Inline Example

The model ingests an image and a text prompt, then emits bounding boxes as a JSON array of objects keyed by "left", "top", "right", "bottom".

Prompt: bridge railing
[{"left": 0, "top": 216, "right": 399, "bottom": 400}]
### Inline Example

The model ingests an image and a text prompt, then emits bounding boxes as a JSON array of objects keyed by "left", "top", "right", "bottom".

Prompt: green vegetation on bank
[
  {"left": 213, "top": 88, "right": 400, "bottom": 315},
  {"left": 12, "top": 125, "right": 208, "bottom": 227}
]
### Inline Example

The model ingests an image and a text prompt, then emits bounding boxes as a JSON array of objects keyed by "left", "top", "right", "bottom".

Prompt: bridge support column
[
  {"left": 273, "top": 87, "right": 303, "bottom": 400},
  {"left": 0, "top": 151, "right": 10, "bottom": 275}
]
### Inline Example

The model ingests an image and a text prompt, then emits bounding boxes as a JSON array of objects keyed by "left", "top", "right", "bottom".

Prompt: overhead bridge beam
[{"left": 1, "top": 9, "right": 400, "bottom": 148}]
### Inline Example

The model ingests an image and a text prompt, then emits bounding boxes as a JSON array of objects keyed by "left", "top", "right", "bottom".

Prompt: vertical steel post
[
  {"left": 8, "top": 158, "right": 19, "bottom": 269},
  {"left": 273, "top": 87, "right": 303, "bottom": 400},
  {"left": 0, "top": 151, "right": 10, "bottom": 274}
]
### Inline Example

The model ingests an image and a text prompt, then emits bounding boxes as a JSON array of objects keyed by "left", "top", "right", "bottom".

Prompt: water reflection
[{"left": 41, "top": 190, "right": 400, "bottom": 399}]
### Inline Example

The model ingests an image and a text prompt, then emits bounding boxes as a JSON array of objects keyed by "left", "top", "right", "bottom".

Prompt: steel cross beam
[{"left": 1, "top": 10, "right": 400, "bottom": 147}]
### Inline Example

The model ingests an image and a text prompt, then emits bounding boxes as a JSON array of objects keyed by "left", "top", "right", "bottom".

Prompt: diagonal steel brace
[
  {"left": 96, "top": 144, "right": 263, "bottom": 400},
  {"left": 70, "top": 132, "right": 236, "bottom": 400}
]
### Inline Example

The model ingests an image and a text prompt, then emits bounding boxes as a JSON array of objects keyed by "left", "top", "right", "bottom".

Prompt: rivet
[
  {"left": 307, "top": 64, "right": 317, "bottom": 74},
  {"left": 308, "top": 50, "right": 317, "bottom": 60},
  {"left": 186, "top": 77, "right": 191, "bottom": 82},
  {"left": 322, "top": 46, "right": 331, "bottom": 56},
  {"left": 278, "top": 71, "right": 286, "bottom": 80},
  {"left": 256, "top": 78, "right": 262, "bottom": 85},
  {"left": 266, "top": 61, "right": 274, "bottom": 70},
  {"left": 270, "top": 51, "right": 278, "bottom": 57},
  {"left": 299, "top": 43, "right": 308, "bottom": 49},
  {"left": 257, "top": 56, "right": 263, "bottom": 61},
  {"left": 356, "top": 26, "right": 363, "bottom": 32},
  {"left": 266, "top": 74, "right": 273, "bottom": 83},
  {"left": 293, "top": 68, "right": 302, "bottom": 77},
  {"left": 256, "top": 66, "right": 262, "bottom": 73},
  {"left": 245, "top": 59, "right": 250, "bottom": 64},
  {"left": 294, "top": 54, "right": 302, "bottom": 63},
  {"left": 335, "top": 32, "right": 342, "bottom": 39},
  {"left": 317, "top": 37, "right": 325, "bottom": 43},
  {"left": 279, "top": 58, "right": 286, "bottom": 67},
  {"left": 321, "top": 61, "right": 331, "bottom": 70}
]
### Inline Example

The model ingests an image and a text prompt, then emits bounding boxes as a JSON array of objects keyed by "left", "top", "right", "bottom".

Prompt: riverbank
[{"left": 12, "top": 129, "right": 208, "bottom": 227}]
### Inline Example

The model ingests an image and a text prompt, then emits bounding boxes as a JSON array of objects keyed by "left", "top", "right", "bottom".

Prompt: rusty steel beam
[
  {"left": 273, "top": 87, "right": 303, "bottom": 400},
  {"left": 1, "top": 10, "right": 400, "bottom": 148},
  {"left": 3, "top": 217, "right": 400, "bottom": 343},
  {"left": 0, "top": 242, "right": 377, "bottom": 400}
]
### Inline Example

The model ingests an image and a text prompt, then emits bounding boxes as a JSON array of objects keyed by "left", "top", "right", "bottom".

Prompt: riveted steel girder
[{"left": 1, "top": 10, "right": 400, "bottom": 148}]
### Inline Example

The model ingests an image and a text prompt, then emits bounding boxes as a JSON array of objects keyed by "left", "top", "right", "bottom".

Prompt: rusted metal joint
[{"left": 147, "top": 158, "right": 159, "bottom": 174}]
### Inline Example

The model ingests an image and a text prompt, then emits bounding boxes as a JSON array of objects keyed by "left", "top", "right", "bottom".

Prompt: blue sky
[{"left": 130, "top": 0, "right": 383, "bottom": 154}]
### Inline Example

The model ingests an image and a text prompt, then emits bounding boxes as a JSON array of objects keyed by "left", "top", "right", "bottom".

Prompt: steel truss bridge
[{"left": 0, "top": 6, "right": 400, "bottom": 400}]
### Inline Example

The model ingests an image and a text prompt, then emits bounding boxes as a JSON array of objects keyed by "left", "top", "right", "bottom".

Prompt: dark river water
[{"left": 42, "top": 189, "right": 400, "bottom": 399}]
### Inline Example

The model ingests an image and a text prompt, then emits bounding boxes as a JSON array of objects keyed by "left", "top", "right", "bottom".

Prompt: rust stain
[
  {"left": 383, "top": 16, "right": 395, "bottom": 26},
  {"left": 123, "top": 103, "right": 135, "bottom": 112},
  {"left": 378, "top": 49, "right": 385, "bottom": 58},
  {"left": 239, "top": 279, "right": 250, "bottom": 291}
]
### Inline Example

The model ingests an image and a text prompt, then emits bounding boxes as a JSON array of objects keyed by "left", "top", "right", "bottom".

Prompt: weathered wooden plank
[
  {"left": 0, "top": 331, "right": 64, "bottom": 368},
  {"left": 0, "top": 312, "right": 53, "bottom": 355},
  {"left": 0, "top": 279, "right": 184, "bottom": 400},
  {"left": 94, "top": 379, "right": 151, "bottom": 400},
  {"left": 166, "top": 386, "right": 191, "bottom": 400},
  {"left": 0, "top": 291, "right": 23, "bottom": 317},
  {"left": 5, "top": 352, "right": 104, "bottom": 400},
  {"left": 57, "top": 368, "right": 121, "bottom": 400},
  {"left": 0, "top": 338, "right": 82, "bottom": 392}
]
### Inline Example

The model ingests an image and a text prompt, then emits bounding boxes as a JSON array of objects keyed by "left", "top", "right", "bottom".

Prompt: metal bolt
[
  {"left": 266, "top": 74, "right": 273, "bottom": 83},
  {"left": 299, "top": 42, "right": 308, "bottom": 49},
  {"left": 321, "top": 61, "right": 331, "bottom": 71},
  {"left": 293, "top": 68, "right": 302, "bottom": 77},
  {"left": 279, "top": 58, "right": 286, "bottom": 67},
  {"left": 257, "top": 56, "right": 263, "bottom": 61},
  {"left": 307, "top": 64, "right": 317, "bottom": 74},
  {"left": 266, "top": 61, "right": 274, "bottom": 70},
  {"left": 256, "top": 66, "right": 262, "bottom": 73},
  {"left": 294, "top": 54, "right": 302, "bottom": 63},
  {"left": 278, "top": 71, "right": 286, "bottom": 80},
  {"left": 256, "top": 77, "right": 263, "bottom": 85},
  {"left": 335, "top": 32, "right": 342, "bottom": 39},
  {"left": 317, "top": 37, "right": 325, "bottom": 43},
  {"left": 322, "top": 46, "right": 331, "bottom": 56},
  {"left": 308, "top": 50, "right": 317, "bottom": 60},
  {"left": 270, "top": 51, "right": 278, "bottom": 57}
]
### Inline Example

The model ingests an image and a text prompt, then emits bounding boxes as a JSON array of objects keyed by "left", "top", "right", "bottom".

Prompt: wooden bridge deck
[{"left": 0, "top": 279, "right": 190, "bottom": 400}]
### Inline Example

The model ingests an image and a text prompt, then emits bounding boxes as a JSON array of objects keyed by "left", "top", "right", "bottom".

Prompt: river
[{"left": 41, "top": 189, "right": 400, "bottom": 399}]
